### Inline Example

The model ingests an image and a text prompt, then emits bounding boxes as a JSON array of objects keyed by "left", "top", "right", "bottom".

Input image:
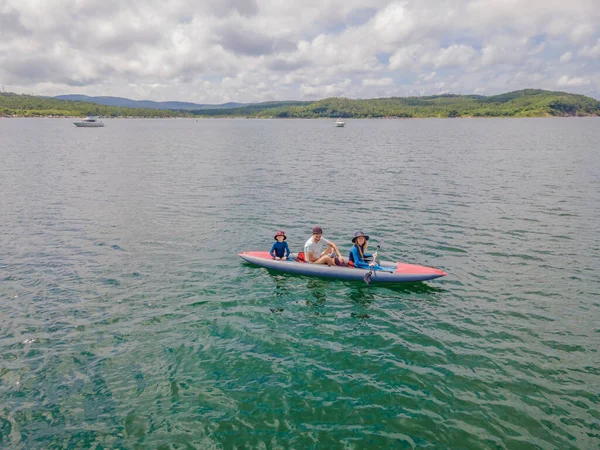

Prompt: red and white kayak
[{"left": 238, "top": 251, "right": 446, "bottom": 283}]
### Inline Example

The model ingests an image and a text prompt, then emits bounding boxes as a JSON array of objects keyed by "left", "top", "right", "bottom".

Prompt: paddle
[{"left": 363, "top": 244, "right": 381, "bottom": 285}]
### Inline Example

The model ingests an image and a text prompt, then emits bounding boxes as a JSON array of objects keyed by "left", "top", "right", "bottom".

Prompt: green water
[{"left": 1, "top": 118, "right": 599, "bottom": 449}]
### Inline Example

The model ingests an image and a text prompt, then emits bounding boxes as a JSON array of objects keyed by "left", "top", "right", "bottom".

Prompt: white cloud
[
  {"left": 300, "top": 78, "right": 352, "bottom": 98},
  {"left": 480, "top": 35, "right": 531, "bottom": 66},
  {"left": 579, "top": 40, "right": 600, "bottom": 59},
  {"left": 419, "top": 72, "right": 436, "bottom": 81},
  {"left": 371, "top": 2, "right": 414, "bottom": 44},
  {"left": 421, "top": 45, "right": 478, "bottom": 69},
  {"left": 0, "top": 0, "right": 599, "bottom": 102},
  {"left": 389, "top": 44, "right": 425, "bottom": 70},
  {"left": 557, "top": 75, "right": 591, "bottom": 87},
  {"left": 569, "top": 24, "right": 595, "bottom": 45},
  {"left": 559, "top": 52, "right": 573, "bottom": 64},
  {"left": 362, "top": 77, "right": 394, "bottom": 87}
]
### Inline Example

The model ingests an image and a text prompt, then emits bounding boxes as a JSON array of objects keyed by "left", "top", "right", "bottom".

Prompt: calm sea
[{"left": 1, "top": 117, "right": 599, "bottom": 449}]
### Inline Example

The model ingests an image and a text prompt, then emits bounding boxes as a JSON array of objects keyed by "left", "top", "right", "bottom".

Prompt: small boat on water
[
  {"left": 335, "top": 118, "right": 345, "bottom": 127},
  {"left": 73, "top": 116, "right": 104, "bottom": 127}
]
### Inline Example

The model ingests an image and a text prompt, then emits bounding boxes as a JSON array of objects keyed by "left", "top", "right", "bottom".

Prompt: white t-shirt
[{"left": 304, "top": 236, "right": 332, "bottom": 262}]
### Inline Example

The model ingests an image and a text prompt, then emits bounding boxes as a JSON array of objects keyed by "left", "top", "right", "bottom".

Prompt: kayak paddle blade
[{"left": 364, "top": 272, "right": 372, "bottom": 285}]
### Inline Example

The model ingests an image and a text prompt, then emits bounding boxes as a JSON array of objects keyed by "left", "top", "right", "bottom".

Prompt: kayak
[{"left": 238, "top": 251, "right": 446, "bottom": 283}]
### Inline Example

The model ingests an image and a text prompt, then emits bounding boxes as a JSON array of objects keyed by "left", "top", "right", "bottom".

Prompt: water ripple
[{"left": 1, "top": 118, "right": 599, "bottom": 448}]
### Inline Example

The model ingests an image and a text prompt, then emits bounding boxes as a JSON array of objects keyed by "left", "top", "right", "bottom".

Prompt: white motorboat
[
  {"left": 335, "top": 118, "right": 345, "bottom": 127},
  {"left": 73, "top": 116, "right": 104, "bottom": 127}
]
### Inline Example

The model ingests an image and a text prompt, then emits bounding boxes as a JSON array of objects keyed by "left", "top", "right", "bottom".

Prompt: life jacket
[{"left": 297, "top": 251, "right": 306, "bottom": 262}]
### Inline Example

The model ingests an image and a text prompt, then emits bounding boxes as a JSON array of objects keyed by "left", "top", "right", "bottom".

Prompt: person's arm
[
  {"left": 284, "top": 242, "right": 291, "bottom": 257},
  {"left": 270, "top": 242, "right": 277, "bottom": 258},
  {"left": 326, "top": 239, "right": 344, "bottom": 260},
  {"left": 354, "top": 260, "right": 371, "bottom": 269},
  {"left": 319, "top": 238, "right": 331, "bottom": 256}
]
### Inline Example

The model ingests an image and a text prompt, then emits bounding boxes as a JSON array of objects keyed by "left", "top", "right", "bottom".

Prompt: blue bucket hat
[{"left": 352, "top": 231, "right": 370, "bottom": 243}]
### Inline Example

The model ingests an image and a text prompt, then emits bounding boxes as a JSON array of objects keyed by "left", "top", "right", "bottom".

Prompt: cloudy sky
[{"left": 1, "top": 0, "right": 599, "bottom": 103}]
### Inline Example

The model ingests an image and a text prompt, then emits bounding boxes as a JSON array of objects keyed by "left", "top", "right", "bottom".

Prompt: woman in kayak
[
  {"left": 348, "top": 231, "right": 372, "bottom": 268},
  {"left": 348, "top": 231, "right": 380, "bottom": 269}
]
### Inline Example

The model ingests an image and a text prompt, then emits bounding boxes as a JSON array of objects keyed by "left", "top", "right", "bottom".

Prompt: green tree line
[
  {"left": 0, "top": 93, "right": 190, "bottom": 118},
  {"left": 192, "top": 89, "right": 599, "bottom": 118},
  {"left": 2, "top": 89, "right": 599, "bottom": 119}
]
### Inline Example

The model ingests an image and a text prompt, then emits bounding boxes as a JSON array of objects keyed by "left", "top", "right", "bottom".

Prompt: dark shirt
[{"left": 270, "top": 241, "right": 290, "bottom": 258}]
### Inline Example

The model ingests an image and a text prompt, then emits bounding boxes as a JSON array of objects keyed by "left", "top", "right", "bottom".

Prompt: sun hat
[
  {"left": 351, "top": 231, "right": 370, "bottom": 243},
  {"left": 312, "top": 226, "right": 323, "bottom": 234},
  {"left": 274, "top": 230, "right": 287, "bottom": 240}
]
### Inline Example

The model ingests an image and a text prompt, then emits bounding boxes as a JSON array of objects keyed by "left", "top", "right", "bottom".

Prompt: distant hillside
[
  {"left": 53, "top": 94, "right": 245, "bottom": 110},
  {"left": 190, "top": 100, "right": 312, "bottom": 116},
  {"left": 2, "top": 89, "right": 599, "bottom": 118},
  {"left": 194, "top": 89, "right": 599, "bottom": 118},
  {"left": 0, "top": 92, "right": 190, "bottom": 118}
]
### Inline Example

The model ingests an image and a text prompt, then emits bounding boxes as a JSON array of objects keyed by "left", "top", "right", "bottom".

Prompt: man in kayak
[{"left": 304, "top": 226, "right": 344, "bottom": 266}]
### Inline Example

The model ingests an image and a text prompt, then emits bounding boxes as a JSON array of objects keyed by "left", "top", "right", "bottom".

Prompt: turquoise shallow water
[{"left": 1, "top": 117, "right": 599, "bottom": 449}]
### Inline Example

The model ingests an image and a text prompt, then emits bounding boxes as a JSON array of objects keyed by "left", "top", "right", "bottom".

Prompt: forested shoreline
[
  {"left": 2, "top": 89, "right": 599, "bottom": 119},
  {"left": 0, "top": 93, "right": 189, "bottom": 118}
]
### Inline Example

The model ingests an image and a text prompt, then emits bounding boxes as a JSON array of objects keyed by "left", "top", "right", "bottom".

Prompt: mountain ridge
[
  {"left": 2, "top": 89, "right": 599, "bottom": 118},
  {"left": 52, "top": 94, "right": 246, "bottom": 110}
]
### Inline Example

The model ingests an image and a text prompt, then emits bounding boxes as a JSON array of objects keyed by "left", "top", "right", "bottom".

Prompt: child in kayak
[
  {"left": 270, "top": 230, "right": 291, "bottom": 260},
  {"left": 348, "top": 231, "right": 381, "bottom": 269}
]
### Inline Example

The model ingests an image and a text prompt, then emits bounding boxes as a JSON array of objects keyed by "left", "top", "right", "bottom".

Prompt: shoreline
[{"left": 2, "top": 115, "right": 599, "bottom": 120}]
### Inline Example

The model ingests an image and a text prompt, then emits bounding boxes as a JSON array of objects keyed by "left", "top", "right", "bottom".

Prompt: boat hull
[
  {"left": 239, "top": 251, "right": 446, "bottom": 283},
  {"left": 74, "top": 122, "right": 104, "bottom": 127}
]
